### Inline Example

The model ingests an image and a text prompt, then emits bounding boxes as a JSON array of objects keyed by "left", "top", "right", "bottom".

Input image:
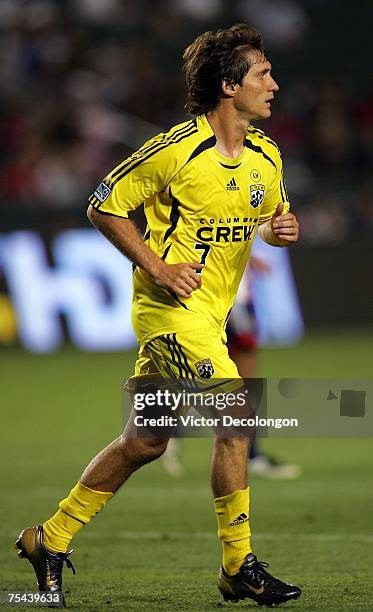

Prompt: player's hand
[
  {"left": 151, "top": 261, "right": 204, "bottom": 298},
  {"left": 271, "top": 203, "right": 299, "bottom": 245}
]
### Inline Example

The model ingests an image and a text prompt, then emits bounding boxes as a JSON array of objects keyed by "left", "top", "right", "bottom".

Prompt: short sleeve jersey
[{"left": 88, "top": 115, "right": 290, "bottom": 345}]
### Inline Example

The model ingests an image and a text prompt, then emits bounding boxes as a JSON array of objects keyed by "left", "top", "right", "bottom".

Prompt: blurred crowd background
[{"left": 0, "top": 0, "right": 372, "bottom": 243}]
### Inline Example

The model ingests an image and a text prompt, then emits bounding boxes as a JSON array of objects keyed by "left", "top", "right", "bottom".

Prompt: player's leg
[
  {"left": 211, "top": 434, "right": 251, "bottom": 574},
  {"left": 14, "top": 347, "right": 169, "bottom": 604},
  {"left": 15, "top": 424, "right": 169, "bottom": 606},
  {"left": 191, "top": 329, "right": 302, "bottom": 606},
  {"left": 41, "top": 423, "right": 169, "bottom": 553},
  {"left": 212, "top": 426, "right": 301, "bottom": 605},
  {"left": 151, "top": 328, "right": 255, "bottom": 583}
]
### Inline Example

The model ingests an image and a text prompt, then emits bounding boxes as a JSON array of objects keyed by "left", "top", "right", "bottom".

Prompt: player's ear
[{"left": 221, "top": 79, "right": 239, "bottom": 98}]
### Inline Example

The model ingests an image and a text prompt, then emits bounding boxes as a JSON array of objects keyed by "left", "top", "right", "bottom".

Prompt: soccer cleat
[
  {"left": 218, "top": 552, "right": 301, "bottom": 606},
  {"left": 14, "top": 525, "right": 75, "bottom": 608}
]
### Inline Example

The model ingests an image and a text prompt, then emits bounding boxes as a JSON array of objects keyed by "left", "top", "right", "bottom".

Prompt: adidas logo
[
  {"left": 226, "top": 177, "right": 239, "bottom": 191},
  {"left": 229, "top": 512, "right": 248, "bottom": 526}
]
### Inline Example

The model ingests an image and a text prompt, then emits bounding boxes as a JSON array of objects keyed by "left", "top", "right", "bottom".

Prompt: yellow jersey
[{"left": 88, "top": 115, "right": 290, "bottom": 346}]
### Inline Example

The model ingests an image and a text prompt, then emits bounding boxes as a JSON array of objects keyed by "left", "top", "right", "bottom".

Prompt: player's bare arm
[
  {"left": 258, "top": 203, "right": 299, "bottom": 247},
  {"left": 87, "top": 205, "right": 203, "bottom": 298}
]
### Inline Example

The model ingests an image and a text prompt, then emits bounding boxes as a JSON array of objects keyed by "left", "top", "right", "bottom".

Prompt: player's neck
[{"left": 207, "top": 106, "right": 250, "bottom": 159}]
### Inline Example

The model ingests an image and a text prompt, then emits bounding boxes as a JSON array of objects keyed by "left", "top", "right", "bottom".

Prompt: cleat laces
[{"left": 243, "top": 557, "right": 273, "bottom": 585}]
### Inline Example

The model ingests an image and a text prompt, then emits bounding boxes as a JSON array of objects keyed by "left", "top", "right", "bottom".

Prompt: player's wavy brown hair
[{"left": 183, "top": 24, "right": 264, "bottom": 116}]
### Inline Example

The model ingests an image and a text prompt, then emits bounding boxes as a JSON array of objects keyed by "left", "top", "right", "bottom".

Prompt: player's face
[{"left": 234, "top": 52, "right": 279, "bottom": 120}]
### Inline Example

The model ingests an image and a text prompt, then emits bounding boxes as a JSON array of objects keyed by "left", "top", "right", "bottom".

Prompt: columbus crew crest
[
  {"left": 195, "top": 358, "right": 214, "bottom": 379},
  {"left": 250, "top": 183, "right": 265, "bottom": 208}
]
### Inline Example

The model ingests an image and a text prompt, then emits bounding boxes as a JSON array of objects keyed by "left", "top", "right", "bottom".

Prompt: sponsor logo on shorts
[{"left": 94, "top": 181, "right": 111, "bottom": 203}]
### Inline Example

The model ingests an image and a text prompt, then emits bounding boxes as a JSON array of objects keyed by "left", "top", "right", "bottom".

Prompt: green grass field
[{"left": 1, "top": 329, "right": 372, "bottom": 610}]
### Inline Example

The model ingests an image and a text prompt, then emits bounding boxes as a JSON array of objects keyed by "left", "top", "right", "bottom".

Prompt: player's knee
[
  {"left": 135, "top": 437, "right": 169, "bottom": 467},
  {"left": 119, "top": 435, "right": 168, "bottom": 469},
  {"left": 143, "top": 437, "right": 169, "bottom": 459}
]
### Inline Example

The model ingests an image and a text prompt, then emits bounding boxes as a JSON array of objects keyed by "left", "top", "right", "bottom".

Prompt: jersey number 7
[{"left": 194, "top": 243, "right": 211, "bottom": 274}]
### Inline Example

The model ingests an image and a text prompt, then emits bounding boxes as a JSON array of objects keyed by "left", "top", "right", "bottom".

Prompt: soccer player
[{"left": 15, "top": 24, "right": 301, "bottom": 607}]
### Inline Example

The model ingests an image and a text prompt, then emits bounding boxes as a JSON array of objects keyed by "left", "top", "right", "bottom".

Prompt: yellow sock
[
  {"left": 43, "top": 482, "right": 113, "bottom": 553},
  {"left": 214, "top": 487, "right": 252, "bottom": 576}
]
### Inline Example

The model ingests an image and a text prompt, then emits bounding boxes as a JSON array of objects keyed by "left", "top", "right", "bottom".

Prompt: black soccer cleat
[
  {"left": 14, "top": 525, "right": 75, "bottom": 608},
  {"left": 218, "top": 552, "right": 301, "bottom": 607}
]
